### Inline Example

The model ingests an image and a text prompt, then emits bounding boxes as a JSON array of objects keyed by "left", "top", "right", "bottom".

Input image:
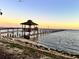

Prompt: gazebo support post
[
  {"left": 24, "top": 25, "right": 26, "bottom": 36},
  {"left": 28, "top": 25, "right": 31, "bottom": 39},
  {"left": 34, "top": 25, "right": 36, "bottom": 37},
  {"left": 22, "top": 25, "right": 23, "bottom": 37}
]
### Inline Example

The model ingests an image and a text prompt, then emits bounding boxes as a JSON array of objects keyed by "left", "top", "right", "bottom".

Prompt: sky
[{"left": 0, "top": 0, "right": 79, "bottom": 29}]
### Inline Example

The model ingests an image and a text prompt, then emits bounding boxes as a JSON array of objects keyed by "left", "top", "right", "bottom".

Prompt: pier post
[
  {"left": 0, "top": 29, "right": 1, "bottom": 39},
  {"left": 40, "top": 28, "right": 42, "bottom": 34},
  {"left": 22, "top": 25, "right": 23, "bottom": 37},
  {"left": 28, "top": 25, "right": 31, "bottom": 39},
  {"left": 12, "top": 29, "right": 14, "bottom": 38},
  {"left": 24, "top": 25, "right": 26, "bottom": 36},
  {"left": 36, "top": 28, "right": 39, "bottom": 39},
  {"left": 7, "top": 29, "right": 9, "bottom": 37},
  {"left": 34, "top": 26, "right": 36, "bottom": 38},
  {"left": 17, "top": 28, "right": 19, "bottom": 37}
]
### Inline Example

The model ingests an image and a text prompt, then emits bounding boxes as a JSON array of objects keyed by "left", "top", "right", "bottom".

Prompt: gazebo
[{"left": 21, "top": 20, "right": 38, "bottom": 39}]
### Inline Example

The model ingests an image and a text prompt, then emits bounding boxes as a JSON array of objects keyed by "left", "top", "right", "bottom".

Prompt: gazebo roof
[{"left": 21, "top": 20, "right": 38, "bottom": 25}]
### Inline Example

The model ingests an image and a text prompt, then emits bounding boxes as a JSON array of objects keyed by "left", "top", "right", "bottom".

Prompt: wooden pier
[
  {"left": 0, "top": 27, "right": 66, "bottom": 39},
  {"left": 0, "top": 19, "right": 66, "bottom": 39}
]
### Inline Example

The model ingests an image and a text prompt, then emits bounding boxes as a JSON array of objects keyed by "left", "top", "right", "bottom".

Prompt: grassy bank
[{"left": 0, "top": 38, "right": 78, "bottom": 59}]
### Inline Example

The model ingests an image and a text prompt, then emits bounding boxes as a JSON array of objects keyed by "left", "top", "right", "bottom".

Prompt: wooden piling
[
  {"left": 7, "top": 29, "right": 9, "bottom": 37},
  {"left": 22, "top": 25, "right": 23, "bottom": 37},
  {"left": 12, "top": 29, "right": 14, "bottom": 38},
  {"left": 0, "top": 29, "right": 1, "bottom": 39},
  {"left": 17, "top": 28, "right": 19, "bottom": 37}
]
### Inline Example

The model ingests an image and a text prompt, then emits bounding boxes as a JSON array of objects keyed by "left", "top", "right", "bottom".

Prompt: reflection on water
[{"left": 38, "top": 31, "right": 79, "bottom": 55}]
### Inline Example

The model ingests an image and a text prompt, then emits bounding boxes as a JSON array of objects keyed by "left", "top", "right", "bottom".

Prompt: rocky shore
[{"left": 0, "top": 37, "right": 78, "bottom": 59}]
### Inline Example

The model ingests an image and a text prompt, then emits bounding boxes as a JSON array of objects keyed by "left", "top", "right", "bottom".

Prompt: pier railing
[{"left": 0, "top": 27, "right": 66, "bottom": 38}]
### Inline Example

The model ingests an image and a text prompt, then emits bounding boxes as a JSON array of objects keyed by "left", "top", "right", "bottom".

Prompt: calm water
[
  {"left": 38, "top": 31, "right": 79, "bottom": 55},
  {"left": 1, "top": 29, "right": 79, "bottom": 55}
]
